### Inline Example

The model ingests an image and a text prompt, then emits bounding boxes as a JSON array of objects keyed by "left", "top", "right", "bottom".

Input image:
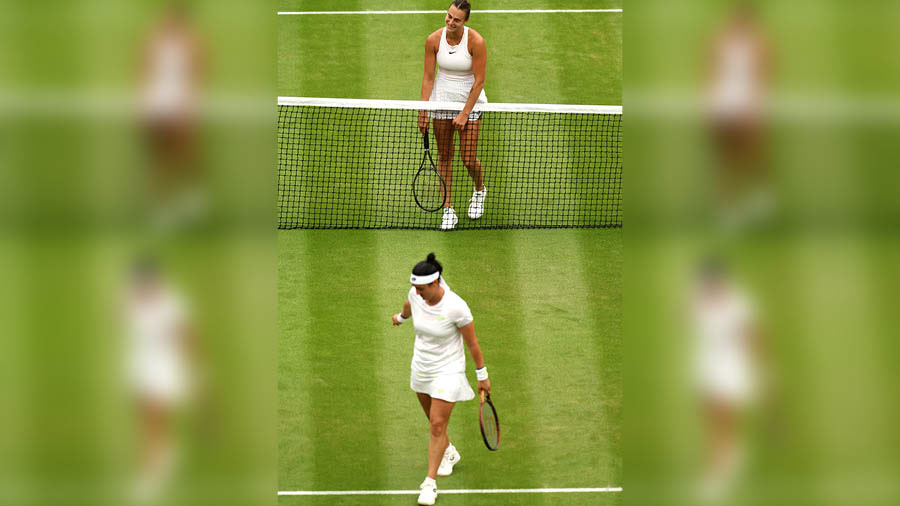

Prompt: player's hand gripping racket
[
  {"left": 412, "top": 129, "right": 447, "bottom": 212},
  {"left": 479, "top": 390, "right": 500, "bottom": 451}
]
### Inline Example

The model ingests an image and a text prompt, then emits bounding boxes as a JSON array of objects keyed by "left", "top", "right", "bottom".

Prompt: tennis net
[{"left": 278, "top": 97, "right": 622, "bottom": 230}]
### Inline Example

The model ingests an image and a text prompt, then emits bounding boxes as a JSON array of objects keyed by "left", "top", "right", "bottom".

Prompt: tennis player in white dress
[
  {"left": 139, "top": 3, "right": 206, "bottom": 228},
  {"left": 392, "top": 253, "right": 491, "bottom": 505},
  {"left": 692, "top": 258, "right": 760, "bottom": 501},
  {"left": 126, "top": 257, "right": 192, "bottom": 501},
  {"left": 418, "top": 0, "right": 488, "bottom": 230},
  {"left": 705, "top": 2, "right": 773, "bottom": 228}
]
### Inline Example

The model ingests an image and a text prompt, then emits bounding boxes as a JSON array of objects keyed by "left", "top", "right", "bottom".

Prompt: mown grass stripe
[
  {"left": 510, "top": 231, "right": 612, "bottom": 488},
  {"left": 301, "top": 230, "right": 388, "bottom": 490},
  {"left": 546, "top": 13, "right": 621, "bottom": 105},
  {"left": 576, "top": 229, "right": 623, "bottom": 486},
  {"left": 294, "top": 3, "right": 378, "bottom": 226},
  {"left": 545, "top": 13, "right": 621, "bottom": 226},
  {"left": 278, "top": 232, "right": 316, "bottom": 486}
]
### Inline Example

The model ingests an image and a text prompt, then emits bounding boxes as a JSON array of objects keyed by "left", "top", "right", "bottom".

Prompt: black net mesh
[{"left": 277, "top": 102, "right": 622, "bottom": 230}]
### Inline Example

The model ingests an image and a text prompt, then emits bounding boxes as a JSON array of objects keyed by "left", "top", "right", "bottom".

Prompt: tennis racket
[
  {"left": 479, "top": 390, "right": 500, "bottom": 451},
  {"left": 412, "top": 129, "right": 447, "bottom": 212}
]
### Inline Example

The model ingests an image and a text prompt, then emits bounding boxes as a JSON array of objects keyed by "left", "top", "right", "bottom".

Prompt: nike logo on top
[{"left": 448, "top": 51, "right": 456, "bottom": 54}]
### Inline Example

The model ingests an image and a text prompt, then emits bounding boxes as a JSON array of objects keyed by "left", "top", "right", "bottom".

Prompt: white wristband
[
  {"left": 396, "top": 313, "right": 407, "bottom": 323},
  {"left": 475, "top": 366, "right": 488, "bottom": 381}
]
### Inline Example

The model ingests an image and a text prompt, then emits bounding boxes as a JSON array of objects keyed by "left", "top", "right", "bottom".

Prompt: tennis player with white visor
[
  {"left": 418, "top": 0, "right": 488, "bottom": 231},
  {"left": 392, "top": 253, "right": 491, "bottom": 505}
]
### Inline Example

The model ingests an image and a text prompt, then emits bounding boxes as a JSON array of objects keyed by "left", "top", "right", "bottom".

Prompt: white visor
[{"left": 410, "top": 271, "right": 440, "bottom": 285}]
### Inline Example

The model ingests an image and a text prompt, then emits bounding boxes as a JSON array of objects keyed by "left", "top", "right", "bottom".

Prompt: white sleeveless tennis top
[
  {"left": 709, "top": 31, "right": 761, "bottom": 117},
  {"left": 430, "top": 26, "right": 487, "bottom": 110},
  {"left": 143, "top": 32, "right": 194, "bottom": 118},
  {"left": 437, "top": 26, "right": 473, "bottom": 75}
]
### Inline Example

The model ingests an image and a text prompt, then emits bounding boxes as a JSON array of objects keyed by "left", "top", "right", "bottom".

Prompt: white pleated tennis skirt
[
  {"left": 132, "top": 354, "right": 188, "bottom": 403},
  {"left": 411, "top": 370, "right": 475, "bottom": 403},
  {"left": 429, "top": 70, "right": 486, "bottom": 121}
]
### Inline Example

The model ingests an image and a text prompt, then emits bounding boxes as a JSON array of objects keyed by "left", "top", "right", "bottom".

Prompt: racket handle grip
[{"left": 423, "top": 131, "right": 429, "bottom": 150}]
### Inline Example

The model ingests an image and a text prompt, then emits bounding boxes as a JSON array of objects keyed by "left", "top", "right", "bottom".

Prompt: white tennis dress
[
  {"left": 430, "top": 26, "right": 487, "bottom": 120},
  {"left": 693, "top": 286, "right": 756, "bottom": 404},
  {"left": 128, "top": 286, "right": 189, "bottom": 403},
  {"left": 409, "top": 278, "right": 476, "bottom": 402}
]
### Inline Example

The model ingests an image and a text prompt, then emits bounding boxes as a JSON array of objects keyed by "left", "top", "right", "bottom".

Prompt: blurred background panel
[
  {"left": 1, "top": 1, "right": 276, "bottom": 505},
  {"left": 625, "top": 1, "right": 900, "bottom": 505}
]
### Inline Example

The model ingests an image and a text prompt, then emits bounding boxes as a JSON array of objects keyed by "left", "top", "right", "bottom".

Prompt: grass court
[{"left": 278, "top": 2, "right": 622, "bottom": 504}]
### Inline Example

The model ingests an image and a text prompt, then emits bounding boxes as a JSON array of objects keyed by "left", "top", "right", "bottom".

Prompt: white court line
[
  {"left": 278, "top": 487, "right": 622, "bottom": 496},
  {"left": 278, "top": 9, "right": 622, "bottom": 15}
]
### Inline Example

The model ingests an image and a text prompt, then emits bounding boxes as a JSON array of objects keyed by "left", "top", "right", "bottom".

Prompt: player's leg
[
  {"left": 426, "top": 398, "right": 455, "bottom": 478},
  {"left": 433, "top": 119, "right": 459, "bottom": 230},
  {"left": 432, "top": 119, "right": 455, "bottom": 208},
  {"left": 460, "top": 121, "right": 486, "bottom": 219},
  {"left": 135, "top": 396, "right": 175, "bottom": 500},
  {"left": 416, "top": 392, "right": 432, "bottom": 420},
  {"left": 417, "top": 396, "right": 455, "bottom": 505},
  {"left": 417, "top": 392, "right": 458, "bottom": 477},
  {"left": 459, "top": 120, "right": 483, "bottom": 191},
  {"left": 708, "top": 399, "right": 738, "bottom": 473},
  {"left": 699, "top": 396, "right": 746, "bottom": 504}
]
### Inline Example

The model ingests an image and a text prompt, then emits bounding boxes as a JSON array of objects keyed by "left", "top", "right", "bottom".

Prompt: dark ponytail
[{"left": 412, "top": 252, "right": 443, "bottom": 278}]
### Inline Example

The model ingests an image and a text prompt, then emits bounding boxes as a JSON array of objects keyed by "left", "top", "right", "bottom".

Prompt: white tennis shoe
[
  {"left": 468, "top": 187, "right": 487, "bottom": 219},
  {"left": 417, "top": 478, "right": 438, "bottom": 505},
  {"left": 440, "top": 207, "right": 458, "bottom": 230},
  {"left": 437, "top": 444, "right": 461, "bottom": 477}
]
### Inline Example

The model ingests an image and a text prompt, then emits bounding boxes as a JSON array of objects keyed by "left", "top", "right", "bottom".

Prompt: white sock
[
  {"left": 423, "top": 476, "right": 436, "bottom": 487},
  {"left": 444, "top": 443, "right": 454, "bottom": 455}
]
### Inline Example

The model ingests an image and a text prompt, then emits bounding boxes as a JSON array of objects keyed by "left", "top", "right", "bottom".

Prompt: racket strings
[
  {"left": 480, "top": 401, "right": 500, "bottom": 450},
  {"left": 413, "top": 157, "right": 445, "bottom": 212}
]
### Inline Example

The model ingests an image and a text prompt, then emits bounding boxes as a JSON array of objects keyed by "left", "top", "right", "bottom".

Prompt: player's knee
[
  {"left": 429, "top": 419, "right": 447, "bottom": 437},
  {"left": 462, "top": 155, "right": 478, "bottom": 169}
]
